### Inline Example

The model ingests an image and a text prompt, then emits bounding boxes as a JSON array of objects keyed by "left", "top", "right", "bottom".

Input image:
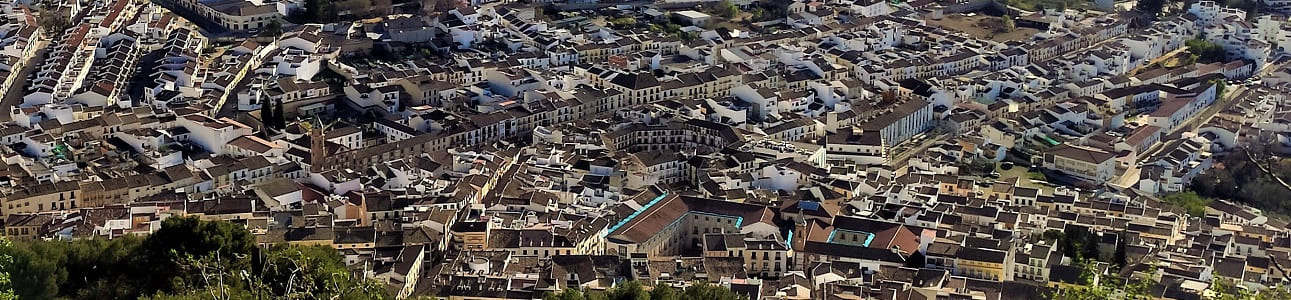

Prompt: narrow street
[
  {"left": 1114, "top": 60, "right": 1288, "bottom": 187},
  {"left": 1186, "top": 60, "right": 1287, "bottom": 135},
  {"left": 891, "top": 132, "right": 947, "bottom": 169},
  {"left": 0, "top": 45, "right": 47, "bottom": 122}
]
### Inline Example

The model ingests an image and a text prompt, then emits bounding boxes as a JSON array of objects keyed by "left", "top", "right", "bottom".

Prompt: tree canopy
[
  {"left": 711, "top": 0, "right": 739, "bottom": 19},
  {"left": 544, "top": 281, "right": 742, "bottom": 300},
  {"left": 1160, "top": 192, "right": 1212, "bottom": 217},
  {"left": 0, "top": 237, "right": 16, "bottom": 300},
  {"left": 749, "top": 1, "right": 790, "bottom": 22},
  {"left": 1055, "top": 259, "right": 1291, "bottom": 299},
  {"left": 1136, "top": 0, "right": 1165, "bottom": 18},
  {"left": 1190, "top": 149, "right": 1291, "bottom": 216},
  {"left": 0, "top": 216, "right": 386, "bottom": 299},
  {"left": 1186, "top": 37, "right": 1227, "bottom": 64},
  {"left": 962, "top": 157, "right": 997, "bottom": 175}
]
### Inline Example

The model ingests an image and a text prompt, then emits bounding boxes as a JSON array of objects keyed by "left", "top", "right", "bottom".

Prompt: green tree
[
  {"left": 1137, "top": 0, "right": 1166, "bottom": 19},
  {"left": 303, "top": 0, "right": 324, "bottom": 22},
  {"left": 681, "top": 283, "right": 742, "bottom": 300},
  {"left": 1043, "top": 229, "right": 1065, "bottom": 242},
  {"left": 545, "top": 288, "right": 586, "bottom": 300},
  {"left": 254, "top": 244, "right": 387, "bottom": 298},
  {"left": 963, "top": 157, "right": 996, "bottom": 174},
  {"left": 1081, "top": 231, "right": 1101, "bottom": 262},
  {"left": 36, "top": 6, "right": 72, "bottom": 33},
  {"left": 142, "top": 216, "right": 257, "bottom": 293},
  {"left": 261, "top": 19, "right": 283, "bottom": 37},
  {"left": 677, "top": 31, "right": 698, "bottom": 42},
  {"left": 1254, "top": 285, "right": 1291, "bottom": 299},
  {"left": 1209, "top": 278, "right": 1252, "bottom": 300},
  {"left": 712, "top": 0, "right": 739, "bottom": 18},
  {"left": 1027, "top": 171, "right": 1047, "bottom": 181},
  {"left": 1, "top": 235, "right": 147, "bottom": 299},
  {"left": 1002, "top": 15, "right": 1016, "bottom": 33},
  {"left": 649, "top": 285, "right": 680, "bottom": 300},
  {"left": 302, "top": 0, "right": 340, "bottom": 22},
  {"left": 664, "top": 23, "right": 682, "bottom": 34},
  {"left": 1113, "top": 236, "right": 1128, "bottom": 269},
  {"left": 0, "top": 237, "right": 17, "bottom": 300},
  {"left": 547, "top": 281, "right": 741, "bottom": 300},
  {"left": 1211, "top": 78, "right": 1227, "bottom": 100},
  {"left": 1187, "top": 37, "right": 1227, "bottom": 64},
  {"left": 1059, "top": 227, "right": 1085, "bottom": 260},
  {"left": 260, "top": 97, "right": 274, "bottom": 134},
  {"left": 273, "top": 100, "right": 286, "bottom": 130},
  {"left": 1054, "top": 265, "right": 1161, "bottom": 300},
  {"left": 753, "top": 1, "right": 791, "bottom": 21},
  {"left": 1052, "top": 260, "right": 1110, "bottom": 300},
  {"left": 606, "top": 281, "right": 650, "bottom": 300},
  {"left": 1160, "top": 192, "right": 1212, "bottom": 217},
  {"left": 609, "top": 17, "right": 638, "bottom": 27},
  {"left": 0, "top": 217, "right": 386, "bottom": 299},
  {"left": 341, "top": 0, "right": 372, "bottom": 17},
  {"left": 142, "top": 284, "right": 260, "bottom": 300}
]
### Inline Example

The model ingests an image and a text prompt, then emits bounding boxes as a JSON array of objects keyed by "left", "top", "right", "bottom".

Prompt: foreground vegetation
[
  {"left": 1191, "top": 149, "right": 1291, "bottom": 216},
  {"left": 0, "top": 217, "right": 385, "bottom": 299},
  {"left": 1047, "top": 243, "right": 1290, "bottom": 300},
  {"left": 544, "top": 281, "right": 743, "bottom": 300},
  {"left": 1053, "top": 264, "right": 1291, "bottom": 300}
]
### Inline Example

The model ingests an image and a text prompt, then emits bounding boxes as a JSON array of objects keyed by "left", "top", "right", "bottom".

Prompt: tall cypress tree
[
  {"left": 1082, "top": 231, "right": 1101, "bottom": 261},
  {"left": 1113, "top": 235, "right": 1128, "bottom": 269},
  {"left": 272, "top": 100, "right": 285, "bottom": 129},
  {"left": 259, "top": 98, "right": 272, "bottom": 134}
]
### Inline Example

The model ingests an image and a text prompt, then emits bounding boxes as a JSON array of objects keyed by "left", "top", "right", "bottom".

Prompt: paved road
[
  {"left": 126, "top": 50, "right": 166, "bottom": 107},
  {"left": 1115, "top": 59, "right": 1288, "bottom": 187},
  {"left": 1112, "top": 58, "right": 1289, "bottom": 188},
  {"left": 151, "top": 0, "right": 228, "bottom": 36},
  {"left": 891, "top": 132, "right": 947, "bottom": 169},
  {"left": 1168, "top": 60, "right": 1287, "bottom": 139},
  {"left": 0, "top": 45, "right": 48, "bottom": 122},
  {"left": 1113, "top": 163, "right": 1140, "bottom": 189},
  {"left": 215, "top": 73, "right": 254, "bottom": 118}
]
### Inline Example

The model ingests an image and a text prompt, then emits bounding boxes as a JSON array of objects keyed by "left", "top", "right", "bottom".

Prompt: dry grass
[{"left": 925, "top": 14, "right": 1040, "bottom": 42}]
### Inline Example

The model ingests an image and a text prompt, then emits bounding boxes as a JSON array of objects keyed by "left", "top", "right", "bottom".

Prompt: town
[{"left": 1, "top": 0, "right": 1290, "bottom": 298}]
